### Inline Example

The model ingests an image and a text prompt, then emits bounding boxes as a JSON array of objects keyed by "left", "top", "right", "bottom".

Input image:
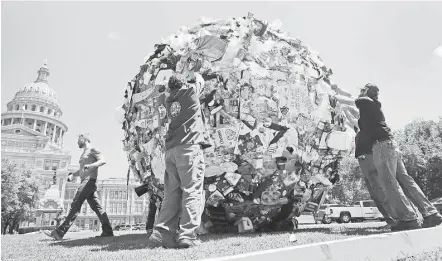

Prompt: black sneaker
[
  {"left": 422, "top": 213, "right": 442, "bottom": 228},
  {"left": 177, "top": 238, "right": 202, "bottom": 249},
  {"left": 44, "top": 230, "right": 63, "bottom": 240}
]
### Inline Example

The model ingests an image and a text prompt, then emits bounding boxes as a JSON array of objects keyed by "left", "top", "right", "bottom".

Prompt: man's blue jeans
[
  {"left": 56, "top": 178, "right": 112, "bottom": 236},
  {"left": 372, "top": 140, "right": 438, "bottom": 222},
  {"left": 155, "top": 144, "right": 205, "bottom": 240},
  {"left": 358, "top": 154, "right": 395, "bottom": 225}
]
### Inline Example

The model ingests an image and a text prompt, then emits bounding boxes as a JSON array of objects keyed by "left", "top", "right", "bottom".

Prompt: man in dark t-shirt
[
  {"left": 148, "top": 75, "right": 206, "bottom": 249},
  {"left": 338, "top": 84, "right": 441, "bottom": 230}
]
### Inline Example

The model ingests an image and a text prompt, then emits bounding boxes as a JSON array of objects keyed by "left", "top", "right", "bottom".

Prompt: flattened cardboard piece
[
  {"left": 132, "top": 88, "right": 154, "bottom": 104},
  {"left": 155, "top": 69, "right": 174, "bottom": 86}
]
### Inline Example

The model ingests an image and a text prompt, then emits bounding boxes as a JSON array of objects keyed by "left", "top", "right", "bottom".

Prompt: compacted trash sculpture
[{"left": 117, "top": 13, "right": 359, "bottom": 233}]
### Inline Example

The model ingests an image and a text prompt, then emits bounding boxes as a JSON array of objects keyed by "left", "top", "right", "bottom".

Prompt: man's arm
[
  {"left": 333, "top": 86, "right": 353, "bottom": 98},
  {"left": 85, "top": 148, "right": 106, "bottom": 171},
  {"left": 334, "top": 95, "right": 356, "bottom": 107}
]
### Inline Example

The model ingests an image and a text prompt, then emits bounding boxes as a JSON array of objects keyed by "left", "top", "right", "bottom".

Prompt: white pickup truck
[{"left": 319, "top": 200, "right": 385, "bottom": 224}]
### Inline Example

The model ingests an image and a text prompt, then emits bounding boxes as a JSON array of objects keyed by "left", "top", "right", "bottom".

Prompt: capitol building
[{"left": 1, "top": 61, "right": 149, "bottom": 230}]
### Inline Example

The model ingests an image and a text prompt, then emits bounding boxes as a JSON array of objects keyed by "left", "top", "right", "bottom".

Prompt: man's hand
[
  {"left": 83, "top": 164, "right": 94, "bottom": 172},
  {"left": 67, "top": 173, "right": 74, "bottom": 182}
]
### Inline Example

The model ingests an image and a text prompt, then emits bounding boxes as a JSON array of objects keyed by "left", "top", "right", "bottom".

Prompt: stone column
[
  {"left": 33, "top": 119, "right": 37, "bottom": 131},
  {"left": 106, "top": 188, "right": 111, "bottom": 212},
  {"left": 52, "top": 126, "right": 57, "bottom": 142},
  {"left": 101, "top": 188, "right": 105, "bottom": 206},
  {"left": 43, "top": 122, "right": 48, "bottom": 136},
  {"left": 126, "top": 188, "right": 130, "bottom": 223},
  {"left": 60, "top": 131, "right": 64, "bottom": 147},
  {"left": 142, "top": 194, "right": 147, "bottom": 215},
  {"left": 58, "top": 129, "right": 63, "bottom": 146}
]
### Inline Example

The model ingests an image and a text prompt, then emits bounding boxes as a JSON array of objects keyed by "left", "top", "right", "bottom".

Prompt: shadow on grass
[
  {"left": 48, "top": 225, "right": 391, "bottom": 252},
  {"left": 48, "top": 233, "right": 155, "bottom": 251},
  {"left": 200, "top": 226, "right": 390, "bottom": 242}
]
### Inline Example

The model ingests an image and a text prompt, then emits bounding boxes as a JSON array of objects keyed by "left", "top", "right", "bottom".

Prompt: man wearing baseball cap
[
  {"left": 336, "top": 83, "right": 442, "bottom": 231},
  {"left": 45, "top": 134, "right": 114, "bottom": 240}
]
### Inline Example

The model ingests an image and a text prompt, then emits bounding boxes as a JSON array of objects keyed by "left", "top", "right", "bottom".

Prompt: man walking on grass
[
  {"left": 336, "top": 84, "right": 442, "bottom": 231},
  {"left": 45, "top": 134, "right": 114, "bottom": 240}
]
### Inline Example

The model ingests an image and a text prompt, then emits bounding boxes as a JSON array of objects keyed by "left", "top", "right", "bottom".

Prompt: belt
[{"left": 373, "top": 137, "right": 391, "bottom": 144}]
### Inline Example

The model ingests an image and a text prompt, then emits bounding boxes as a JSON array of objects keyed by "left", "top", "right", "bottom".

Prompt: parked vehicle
[
  {"left": 132, "top": 224, "right": 145, "bottom": 231},
  {"left": 431, "top": 197, "right": 442, "bottom": 214},
  {"left": 114, "top": 224, "right": 134, "bottom": 231},
  {"left": 321, "top": 200, "right": 384, "bottom": 223},
  {"left": 315, "top": 204, "right": 346, "bottom": 224}
]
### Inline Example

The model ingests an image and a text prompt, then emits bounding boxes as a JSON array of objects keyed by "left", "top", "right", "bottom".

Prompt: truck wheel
[
  {"left": 322, "top": 216, "right": 332, "bottom": 224},
  {"left": 340, "top": 213, "right": 351, "bottom": 223}
]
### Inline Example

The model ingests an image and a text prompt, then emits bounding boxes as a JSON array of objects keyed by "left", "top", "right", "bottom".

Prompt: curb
[{"left": 200, "top": 226, "right": 442, "bottom": 261}]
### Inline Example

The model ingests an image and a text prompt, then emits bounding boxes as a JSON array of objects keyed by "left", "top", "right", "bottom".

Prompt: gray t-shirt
[{"left": 76, "top": 147, "right": 103, "bottom": 182}]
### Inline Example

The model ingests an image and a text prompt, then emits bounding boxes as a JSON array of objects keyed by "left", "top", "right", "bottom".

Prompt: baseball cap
[{"left": 364, "top": 83, "right": 379, "bottom": 92}]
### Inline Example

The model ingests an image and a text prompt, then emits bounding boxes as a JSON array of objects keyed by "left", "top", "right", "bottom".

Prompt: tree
[
  {"left": 427, "top": 153, "right": 442, "bottom": 200},
  {"left": 394, "top": 118, "right": 442, "bottom": 200},
  {"left": 332, "top": 154, "right": 370, "bottom": 205},
  {"left": 331, "top": 118, "right": 442, "bottom": 205},
  {"left": 1, "top": 159, "right": 42, "bottom": 234}
]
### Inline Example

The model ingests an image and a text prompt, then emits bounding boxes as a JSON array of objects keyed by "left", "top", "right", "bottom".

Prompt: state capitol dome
[
  {"left": 2, "top": 60, "right": 68, "bottom": 148},
  {"left": 9, "top": 61, "right": 61, "bottom": 112}
]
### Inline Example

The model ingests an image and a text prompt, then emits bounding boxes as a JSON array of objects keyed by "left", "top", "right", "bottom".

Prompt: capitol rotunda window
[
  {"left": 52, "top": 160, "right": 59, "bottom": 170},
  {"left": 44, "top": 160, "right": 51, "bottom": 170}
]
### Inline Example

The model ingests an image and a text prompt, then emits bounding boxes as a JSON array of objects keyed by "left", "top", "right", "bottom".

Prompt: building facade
[
  {"left": 64, "top": 178, "right": 149, "bottom": 230},
  {"left": 1, "top": 61, "right": 148, "bottom": 229}
]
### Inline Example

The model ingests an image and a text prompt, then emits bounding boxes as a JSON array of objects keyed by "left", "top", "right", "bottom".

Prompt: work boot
[
  {"left": 391, "top": 219, "right": 421, "bottom": 232},
  {"left": 96, "top": 212, "right": 114, "bottom": 237},
  {"left": 379, "top": 220, "right": 398, "bottom": 230},
  {"left": 422, "top": 213, "right": 442, "bottom": 228},
  {"left": 148, "top": 228, "right": 177, "bottom": 249},
  {"left": 177, "top": 238, "right": 202, "bottom": 249},
  {"left": 44, "top": 229, "right": 63, "bottom": 240}
]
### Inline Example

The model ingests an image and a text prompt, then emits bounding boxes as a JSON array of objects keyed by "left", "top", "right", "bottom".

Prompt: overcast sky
[{"left": 2, "top": 1, "right": 442, "bottom": 179}]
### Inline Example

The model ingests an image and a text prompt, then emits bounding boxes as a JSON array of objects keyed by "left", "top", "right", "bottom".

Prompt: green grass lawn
[{"left": 1, "top": 222, "right": 440, "bottom": 261}]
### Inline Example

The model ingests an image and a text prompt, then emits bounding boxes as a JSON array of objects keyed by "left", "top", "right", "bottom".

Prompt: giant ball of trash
[{"left": 120, "top": 13, "right": 359, "bottom": 233}]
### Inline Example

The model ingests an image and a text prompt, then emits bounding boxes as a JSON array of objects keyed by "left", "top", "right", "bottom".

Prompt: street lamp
[{"left": 52, "top": 169, "right": 57, "bottom": 186}]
